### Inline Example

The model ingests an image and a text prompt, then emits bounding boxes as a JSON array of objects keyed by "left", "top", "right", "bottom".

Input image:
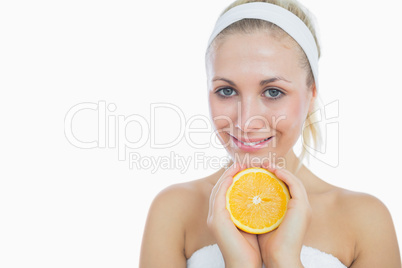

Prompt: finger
[
  {"left": 216, "top": 161, "right": 246, "bottom": 203},
  {"left": 210, "top": 164, "right": 241, "bottom": 213},
  {"left": 219, "top": 162, "right": 242, "bottom": 185},
  {"left": 207, "top": 178, "right": 233, "bottom": 227},
  {"left": 258, "top": 162, "right": 307, "bottom": 201},
  {"left": 210, "top": 162, "right": 241, "bottom": 201},
  {"left": 272, "top": 168, "right": 308, "bottom": 201},
  {"left": 240, "top": 230, "right": 260, "bottom": 252},
  {"left": 208, "top": 163, "right": 242, "bottom": 219},
  {"left": 213, "top": 174, "right": 234, "bottom": 212},
  {"left": 260, "top": 161, "right": 307, "bottom": 201}
]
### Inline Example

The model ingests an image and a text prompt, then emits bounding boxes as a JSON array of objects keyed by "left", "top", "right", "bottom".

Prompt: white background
[{"left": 1, "top": 0, "right": 401, "bottom": 267}]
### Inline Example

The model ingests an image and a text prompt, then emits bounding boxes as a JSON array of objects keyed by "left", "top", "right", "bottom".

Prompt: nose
[{"left": 235, "top": 97, "right": 270, "bottom": 133}]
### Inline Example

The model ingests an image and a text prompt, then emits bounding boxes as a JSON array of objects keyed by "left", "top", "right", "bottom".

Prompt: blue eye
[
  {"left": 217, "top": 88, "right": 236, "bottom": 97},
  {"left": 264, "top": 88, "right": 283, "bottom": 99}
]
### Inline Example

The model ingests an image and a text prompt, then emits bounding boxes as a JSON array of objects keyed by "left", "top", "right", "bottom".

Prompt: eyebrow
[
  {"left": 212, "top": 76, "right": 292, "bottom": 87},
  {"left": 212, "top": 77, "right": 236, "bottom": 86},
  {"left": 260, "top": 76, "right": 292, "bottom": 86}
]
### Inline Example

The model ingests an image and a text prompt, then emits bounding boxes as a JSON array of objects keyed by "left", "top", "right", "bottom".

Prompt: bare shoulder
[
  {"left": 140, "top": 175, "right": 216, "bottom": 268},
  {"left": 331, "top": 188, "right": 394, "bottom": 233},
  {"left": 149, "top": 178, "right": 210, "bottom": 220},
  {"left": 336, "top": 189, "right": 390, "bottom": 217},
  {"left": 144, "top": 176, "right": 213, "bottom": 238},
  {"left": 149, "top": 168, "right": 222, "bottom": 216},
  {"left": 333, "top": 188, "right": 401, "bottom": 267}
]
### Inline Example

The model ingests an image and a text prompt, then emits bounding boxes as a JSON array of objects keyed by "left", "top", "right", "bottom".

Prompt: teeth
[{"left": 239, "top": 137, "right": 270, "bottom": 146}]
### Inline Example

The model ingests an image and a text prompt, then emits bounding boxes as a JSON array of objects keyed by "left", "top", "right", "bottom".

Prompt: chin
[
  {"left": 227, "top": 149, "right": 284, "bottom": 168},
  {"left": 219, "top": 134, "right": 290, "bottom": 168}
]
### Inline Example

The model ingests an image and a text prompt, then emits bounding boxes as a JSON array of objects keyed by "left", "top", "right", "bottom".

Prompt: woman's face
[{"left": 207, "top": 31, "right": 316, "bottom": 166}]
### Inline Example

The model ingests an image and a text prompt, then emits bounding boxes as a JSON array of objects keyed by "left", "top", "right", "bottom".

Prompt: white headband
[{"left": 207, "top": 2, "right": 319, "bottom": 88}]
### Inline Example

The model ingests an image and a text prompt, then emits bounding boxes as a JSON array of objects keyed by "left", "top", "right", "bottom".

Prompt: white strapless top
[{"left": 187, "top": 244, "right": 347, "bottom": 268}]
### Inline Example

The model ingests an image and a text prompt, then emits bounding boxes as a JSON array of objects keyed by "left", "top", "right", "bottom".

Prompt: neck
[{"left": 283, "top": 150, "right": 303, "bottom": 175}]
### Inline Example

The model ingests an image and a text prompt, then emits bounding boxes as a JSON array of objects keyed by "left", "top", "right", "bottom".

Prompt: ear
[{"left": 307, "top": 82, "right": 317, "bottom": 114}]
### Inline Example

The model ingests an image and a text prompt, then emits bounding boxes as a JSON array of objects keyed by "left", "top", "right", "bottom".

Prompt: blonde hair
[{"left": 207, "top": 0, "right": 322, "bottom": 166}]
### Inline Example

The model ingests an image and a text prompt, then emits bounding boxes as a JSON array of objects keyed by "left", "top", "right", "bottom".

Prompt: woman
[{"left": 140, "top": 0, "right": 401, "bottom": 267}]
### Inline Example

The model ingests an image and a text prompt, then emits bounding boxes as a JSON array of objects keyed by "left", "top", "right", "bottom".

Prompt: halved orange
[{"left": 226, "top": 167, "right": 290, "bottom": 234}]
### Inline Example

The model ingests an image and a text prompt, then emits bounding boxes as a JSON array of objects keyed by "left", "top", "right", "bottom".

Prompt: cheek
[
  {"left": 273, "top": 97, "right": 309, "bottom": 134},
  {"left": 208, "top": 95, "right": 237, "bottom": 131}
]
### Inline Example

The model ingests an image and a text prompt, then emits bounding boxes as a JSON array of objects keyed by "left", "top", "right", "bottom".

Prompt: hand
[
  {"left": 207, "top": 162, "right": 262, "bottom": 268},
  {"left": 257, "top": 163, "right": 312, "bottom": 267}
]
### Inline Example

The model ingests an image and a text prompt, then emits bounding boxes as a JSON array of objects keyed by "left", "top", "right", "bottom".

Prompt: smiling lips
[{"left": 230, "top": 134, "right": 273, "bottom": 152}]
